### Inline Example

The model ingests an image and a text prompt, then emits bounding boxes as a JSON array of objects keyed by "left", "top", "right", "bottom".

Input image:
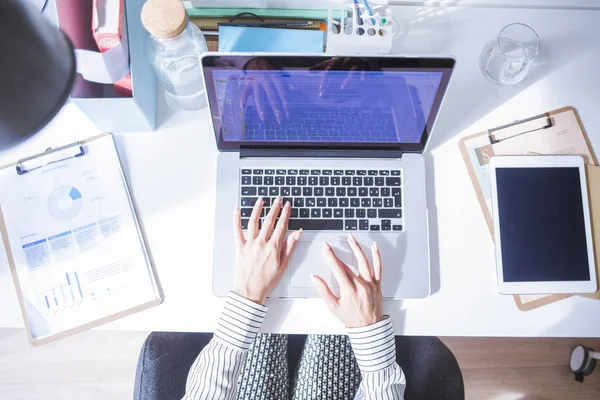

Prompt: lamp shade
[{"left": 0, "top": 0, "right": 76, "bottom": 149}]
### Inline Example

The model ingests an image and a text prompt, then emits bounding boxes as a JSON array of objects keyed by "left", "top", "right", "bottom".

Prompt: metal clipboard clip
[
  {"left": 488, "top": 113, "right": 553, "bottom": 145},
  {"left": 16, "top": 141, "right": 86, "bottom": 175}
]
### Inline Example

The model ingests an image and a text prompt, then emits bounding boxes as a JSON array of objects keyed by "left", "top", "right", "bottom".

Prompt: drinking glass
[{"left": 480, "top": 23, "right": 540, "bottom": 85}]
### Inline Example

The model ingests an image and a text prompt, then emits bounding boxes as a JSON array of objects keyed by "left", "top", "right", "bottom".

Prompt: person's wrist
[
  {"left": 346, "top": 315, "right": 383, "bottom": 329},
  {"left": 233, "top": 288, "right": 266, "bottom": 305}
]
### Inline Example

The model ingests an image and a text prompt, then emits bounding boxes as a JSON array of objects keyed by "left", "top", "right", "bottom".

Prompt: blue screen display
[{"left": 209, "top": 66, "right": 444, "bottom": 145}]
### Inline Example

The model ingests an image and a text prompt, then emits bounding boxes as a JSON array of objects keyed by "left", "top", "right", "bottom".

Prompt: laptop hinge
[{"left": 239, "top": 148, "right": 403, "bottom": 159}]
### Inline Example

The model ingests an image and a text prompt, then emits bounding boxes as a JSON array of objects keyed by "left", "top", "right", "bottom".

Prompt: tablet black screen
[{"left": 496, "top": 167, "right": 591, "bottom": 282}]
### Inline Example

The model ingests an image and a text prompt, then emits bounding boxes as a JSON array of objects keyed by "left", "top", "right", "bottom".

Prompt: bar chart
[{"left": 38, "top": 271, "right": 84, "bottom": 314}]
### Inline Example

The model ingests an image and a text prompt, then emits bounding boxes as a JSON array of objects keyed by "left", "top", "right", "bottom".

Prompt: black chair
[{"left": 134, "top": 332, "right": 465, "bottom": 400}]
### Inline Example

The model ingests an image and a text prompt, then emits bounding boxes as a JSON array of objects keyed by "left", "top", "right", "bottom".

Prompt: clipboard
[
  {"left": 458, "top": 106, "right": 599, "bottom": 311},
  {"left": 0, "top": 133, "right": 163, "bottom": 346}
]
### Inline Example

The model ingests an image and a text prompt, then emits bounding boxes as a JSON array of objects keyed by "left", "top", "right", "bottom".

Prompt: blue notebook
[{"left": 218, "top": 26, "right": 324, "bottom": 52}]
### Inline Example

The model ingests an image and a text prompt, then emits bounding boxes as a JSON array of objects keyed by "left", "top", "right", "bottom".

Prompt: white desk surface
[{"left": 1, "top": 5, "right": 600, "bottom": 338}]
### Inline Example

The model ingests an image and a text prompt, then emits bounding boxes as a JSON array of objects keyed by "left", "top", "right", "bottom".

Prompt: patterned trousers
[{"left": 236, "top": 334, "right": 362, "bottom": 400}]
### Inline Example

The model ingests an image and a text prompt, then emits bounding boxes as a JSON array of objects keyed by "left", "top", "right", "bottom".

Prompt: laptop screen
[{"left": 202, "top": 55, "right": 454, "bottom": 152}]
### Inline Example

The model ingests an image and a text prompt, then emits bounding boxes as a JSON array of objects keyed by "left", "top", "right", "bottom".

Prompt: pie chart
[{"left": 47, "top": 186, "right": 83, "bottom": 220}]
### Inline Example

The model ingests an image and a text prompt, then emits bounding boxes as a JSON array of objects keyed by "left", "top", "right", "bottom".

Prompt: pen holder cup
[{"left": 326, "top": 3, "right": 393, "bottom": 53}]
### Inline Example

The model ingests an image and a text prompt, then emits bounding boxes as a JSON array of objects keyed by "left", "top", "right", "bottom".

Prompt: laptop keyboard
[{"left": 239, "top": 169, "right": 403, "bottom": 232}]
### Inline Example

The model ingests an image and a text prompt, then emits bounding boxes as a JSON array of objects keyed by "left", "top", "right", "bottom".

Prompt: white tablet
[{"left": 489, "top": 155, "right": 597, "bottom": 295}]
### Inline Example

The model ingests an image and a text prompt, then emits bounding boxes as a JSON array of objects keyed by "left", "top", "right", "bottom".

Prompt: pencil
[{"left": 353, "top": 0, "right": 363, "bottom": 26}]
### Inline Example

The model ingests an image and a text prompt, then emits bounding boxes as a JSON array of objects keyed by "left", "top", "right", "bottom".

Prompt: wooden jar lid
[{"left": 141, "top": 0, "right": 187, "bottom": 40}]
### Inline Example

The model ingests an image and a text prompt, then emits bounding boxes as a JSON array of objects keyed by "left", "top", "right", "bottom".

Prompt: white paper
[
  {"left": 94, "top": 0, "right": 121, "bottom": 33},
  {"left": 75, "top": 44, "right": 129, "bottom": 84},
  {"left": 0, "top": 135, "right": 158, "bottom": 340}
]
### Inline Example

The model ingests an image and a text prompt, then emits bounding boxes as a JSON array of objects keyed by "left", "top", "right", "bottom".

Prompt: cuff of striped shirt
[
  {"left": 347, "top": 316, "right": 396, "bottom": 373},
  {"left": 213, "top": 292, "right": 267, "bottom": 352}
]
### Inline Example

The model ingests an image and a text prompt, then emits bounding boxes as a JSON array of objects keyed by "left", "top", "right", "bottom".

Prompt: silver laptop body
[{"left": 203, "top": 53, "right": 455, "bottom": 298}]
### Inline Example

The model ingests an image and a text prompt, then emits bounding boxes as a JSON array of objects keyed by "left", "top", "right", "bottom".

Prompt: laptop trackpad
[{"left": 288, "top": 237, "right": 354, "bottom": 289}]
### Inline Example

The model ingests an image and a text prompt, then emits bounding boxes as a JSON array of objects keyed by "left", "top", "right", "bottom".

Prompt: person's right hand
[{"left": 312, "top": 234, "right": 384, "bottom": 328}]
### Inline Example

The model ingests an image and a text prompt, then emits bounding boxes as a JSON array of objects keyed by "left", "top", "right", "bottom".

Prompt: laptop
[{"left": 203, "top": 54, "right": 455, "bottom": 298}]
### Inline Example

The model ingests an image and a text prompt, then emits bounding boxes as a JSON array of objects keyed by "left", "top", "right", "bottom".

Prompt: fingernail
[
  {"left": 275, "top": 113, "right": 282, "bottom": 124},
  {"left": 322, "top": 241, "right": 331, "bottom": 250},
  {"left": 234, "top": 207, "right": 239, "bottom": 215},
  {"left": 310, "top": 274, "right": 318, "bottom": 286},
  {"left": 294, "top": 229, "right": 303, "bottom": 240},
  {"left": 347, "top": 233, "right": 357, "bottom": 243},
  {"left": 285, "top": 201, "right": 291, "bottom": 207},
  {"left": 259, "top": 112, "right": 265, "bottom": 121},
  {"left": 276, "top": 196, "right": 282, "bottom": 204},
  {"left": 373, "top": 241, "right": 379, "bottom": 251}
]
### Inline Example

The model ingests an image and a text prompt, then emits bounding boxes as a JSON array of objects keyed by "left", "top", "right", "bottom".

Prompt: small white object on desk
[{"left": 326, "top": 1, "right": 392, "bottom": 53}]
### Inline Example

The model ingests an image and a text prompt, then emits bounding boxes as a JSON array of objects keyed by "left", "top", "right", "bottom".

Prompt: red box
[{"left": 92, "top": 0, "right": 132, "bottom": 97}]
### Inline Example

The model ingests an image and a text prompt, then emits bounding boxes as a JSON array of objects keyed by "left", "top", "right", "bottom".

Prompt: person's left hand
[{"left": 233, "top": 197, "right": 302, "bottom": 304}]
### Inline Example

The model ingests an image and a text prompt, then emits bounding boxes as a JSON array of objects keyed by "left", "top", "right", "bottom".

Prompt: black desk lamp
[{"left": 0, "top": 0, "right": 76, "bottom": 150}]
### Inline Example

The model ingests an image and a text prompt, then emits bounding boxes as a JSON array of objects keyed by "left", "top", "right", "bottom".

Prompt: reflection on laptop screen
[{"left": 203, "top": 56, "right": 452, "bottom": 149}]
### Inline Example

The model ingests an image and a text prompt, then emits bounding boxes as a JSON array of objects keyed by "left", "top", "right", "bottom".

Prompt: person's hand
[
  {"left": 233, "top": 196, "right": 302, "bottom": 304},
  {"left": 312, "top": 235, "right": 383, "bottom": 328},
  {"left": 309, "top": 57, "right": 371, "bottom": 98},
  {"left": 241, "top": 58, "right": 290, "bottom": 124}
]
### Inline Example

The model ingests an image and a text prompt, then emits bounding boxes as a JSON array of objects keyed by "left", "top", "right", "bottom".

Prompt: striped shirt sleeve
[
  {"left": 348, "top": 316, "right": 406, "bottom": 400},
  {"left": 182, "top": 292, "right": 267, "bottom": 400}
]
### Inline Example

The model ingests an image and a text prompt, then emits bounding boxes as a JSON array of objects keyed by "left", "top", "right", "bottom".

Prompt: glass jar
[{"left": 147, "top": 21, "right": 207, "bottom": 110}]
